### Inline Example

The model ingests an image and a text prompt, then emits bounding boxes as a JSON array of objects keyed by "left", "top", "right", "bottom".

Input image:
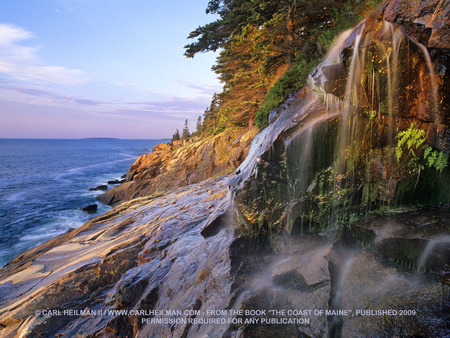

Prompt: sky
[{"left": 0, "top": 0, "right": 221, "bottom": 139}]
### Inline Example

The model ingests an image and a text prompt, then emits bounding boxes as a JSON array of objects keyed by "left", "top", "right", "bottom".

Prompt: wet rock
[
  {"left": 350, "top": 210, "right": 450, "bottom": 272},
  {"left": 439, "top": 263, "right": 450, "bottom": 286},
  {"left": 323, "top": 78, "right": 347, "bottom": 98},
  {"left": 322, "top": 63, "right": 346, "bottom": 81},
  {"left": 0, "top": 175, "right": 235, "bottom": 338},
  {"left": 383, "top": 0, "right": 450, "bottom": 48},
  {"left": 89, "top": 185, "right": 108, "bottom": 191},
  {"left": 337, "top": 251, "right": 447, "bottom": 337},
  {"left": 107, "top": 179, "right": 125, "bottom": 185},
  {"left": 81, "top": 204, "right": 97, "bottom": 214},
  {"left": 272, "top": 246, "right": 330, "bottom": 288},
  {"left": 268, "top": 109, "right": 279, "bottom": 124}
]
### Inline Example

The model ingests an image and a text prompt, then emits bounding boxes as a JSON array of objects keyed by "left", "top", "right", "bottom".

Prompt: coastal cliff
[
  {"left": 0, "top": 0, "right": 449, "bottom": 337},
  {"left": 98, "top": 125, "right": 258, "bottom": 206}
]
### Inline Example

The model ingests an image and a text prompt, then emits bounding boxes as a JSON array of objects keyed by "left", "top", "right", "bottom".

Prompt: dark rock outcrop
[
  {"left": 89, "top": 185, "right": 108, "bottom": 191},
  {"left": 81, "top": 204, "right": 98, "bottom": 214},
  {"left": 107, "top": 179, "right": 125, "bottom": 185}
]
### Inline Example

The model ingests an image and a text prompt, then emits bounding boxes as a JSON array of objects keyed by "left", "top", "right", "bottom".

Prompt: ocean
[{"left": 0, "top": 138, "right": 166, "bottom": 268}]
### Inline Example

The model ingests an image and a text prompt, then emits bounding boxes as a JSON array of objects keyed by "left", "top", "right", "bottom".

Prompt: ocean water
[{"left": 0, "top": 138, "right": 166, "bottom": 268}]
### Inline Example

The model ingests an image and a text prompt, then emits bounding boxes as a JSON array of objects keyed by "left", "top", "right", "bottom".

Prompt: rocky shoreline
[
  {"left": 0, "top": 0, "right": 449, "bottom": 336},
  {"left": 0, "top": 172, "right": 448, "bottom": 336},
  {"left": 97, "top": 126, "right": 258, "bottom": 207}
]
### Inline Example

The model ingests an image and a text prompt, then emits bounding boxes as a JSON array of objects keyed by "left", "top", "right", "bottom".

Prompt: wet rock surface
[
  {"left": 350, "top": 208, "right": 450, "bottom": 272},
  {"left": 383, "top": 0, "right": 450, "bottom": 49},
  {"left": 89, "top": 185, "right": 108, "bottom": 191},
  {"left": 0, "top": 176, "right": 449, "bottom": 337},
  {"left": 81, "top": 204, "right": 98, "bottom": 214}
]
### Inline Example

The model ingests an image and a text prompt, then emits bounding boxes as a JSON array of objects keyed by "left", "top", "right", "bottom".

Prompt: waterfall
[
  {"left": 232, "top": 16, "right": 444, "bottom": 237},
  {"left": 416, "top": 236, "right": 450, "bottom": 273}
]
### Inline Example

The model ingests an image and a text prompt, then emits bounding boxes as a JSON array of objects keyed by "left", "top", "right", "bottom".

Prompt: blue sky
[{"left": 0, "top": 0, "right": 221, "bottom": 138}]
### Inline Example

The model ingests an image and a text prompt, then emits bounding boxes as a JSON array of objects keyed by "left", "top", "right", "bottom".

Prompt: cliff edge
[{"left": 98, "top": 125, "right": 258, "bottom": 206}]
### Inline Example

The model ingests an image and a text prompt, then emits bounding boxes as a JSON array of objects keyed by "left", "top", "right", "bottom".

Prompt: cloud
[
  {"left": 0, "top": 23, "right": 87, "bottom": 85},
  {"left": 74, "top": 98, "right": 101, "bottom": 106},
  {"left": 176, "top": 80, "right": 223, "bottom": 96}
]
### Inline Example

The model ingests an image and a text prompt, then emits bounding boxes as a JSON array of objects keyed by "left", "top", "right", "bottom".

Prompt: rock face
[
  {"left": 350, "top": 209, "right": 450, "bottom": 273},
  {"left": 0, "top": 175, "right": 450, "bottom": 337},
  {"left": 1, "top": 180, "right": 447, "bottom": 336},
  {"left": 232, "top": 0, "right": 450, "bottom": 237},
  {"left": 0, "top": 175, "right": 235, "bottom": 337},
  {"left": 383, "top": 0, "right": 450, "bottom": 49},
  {"left": 98, "top": 125, "right": 259, "bottom": 206}
]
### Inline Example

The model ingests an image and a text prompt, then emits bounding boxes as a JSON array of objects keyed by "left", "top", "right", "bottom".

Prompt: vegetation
[
  {"left": 172, "top": 129, "right": 181, "bottom": 142},
  {"left": 182, "top": 119, "right": 190, "bottom": 140},
  {"left": 396, "top": 123, "right": 448, "bottom": 189},
  {"left": 186, "top": 0, "right": 381, "bottom": 134}
]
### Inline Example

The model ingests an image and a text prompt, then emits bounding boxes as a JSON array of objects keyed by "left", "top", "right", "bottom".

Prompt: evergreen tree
[
  {"left": 185, "top": 0, "right": 379, "bottom": 131},
  {"left": 182, "top": 119, "right": 190, "bottom": 139},
  {"left": 196, "top": 116, "right": 202, "bottom": 135},
  {"left": 172, "top": 129, "right": 181, "bottom": 142}
]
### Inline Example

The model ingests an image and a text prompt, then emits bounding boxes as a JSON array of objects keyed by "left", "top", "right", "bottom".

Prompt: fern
[
  {"left": 424, "top": 146, "right": 448, "bottom": 172},
  {"left": 396, "top": 123, "right": 449, "bottom": 190}
]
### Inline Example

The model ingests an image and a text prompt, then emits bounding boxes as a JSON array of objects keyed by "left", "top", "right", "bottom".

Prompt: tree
[
  {"left": 172, "top": 129, "right": 181, "bottom": 142},
  {"left": 182, "top": 119, "right": 190, "bottom": 139},
  {"left": 196, "top": 116, "right": 202, "bottom": 135},
  {"left": 184, "top": 0, "right": 343, "bottom": 60},
  {"left": 185, "top": 0, "right": 377, "bottom": 132}
]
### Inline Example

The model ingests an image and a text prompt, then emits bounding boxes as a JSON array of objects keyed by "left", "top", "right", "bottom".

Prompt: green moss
[{"left": 255, "top": 60, "right": 315, "bottom": 128}]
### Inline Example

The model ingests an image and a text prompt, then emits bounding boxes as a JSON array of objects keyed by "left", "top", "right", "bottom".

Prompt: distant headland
[{"left": 81, "top": 137, "right": 120, "bottom": 140}]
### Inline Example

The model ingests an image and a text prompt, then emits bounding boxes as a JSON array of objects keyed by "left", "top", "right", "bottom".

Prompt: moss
[{"left": 255, "top": 60, "right": 315, "bottom": 128}]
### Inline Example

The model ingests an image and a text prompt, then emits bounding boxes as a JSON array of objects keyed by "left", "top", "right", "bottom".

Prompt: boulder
[
  {"left": 89, "top": 185, "right": 107, "bottom": 191},
  {"left": 350, "top": 210, "right": 450, "bottom": 272},
  {"left": 272, "top": 246, "right": 330, "bottom": 288},
  {"left": 81, "top": 204, "right": 98, "bottom": 214}
]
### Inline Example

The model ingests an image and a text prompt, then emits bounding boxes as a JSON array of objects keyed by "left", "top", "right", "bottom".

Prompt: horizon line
[{"left": 0, "top": 137, "right": 172, "bottom": 141}]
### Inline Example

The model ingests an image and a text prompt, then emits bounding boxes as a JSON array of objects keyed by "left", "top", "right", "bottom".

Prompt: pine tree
[
  {"left": 172, "top": 129, "right": 181, "bottom": 142},
  {"left": 196, "top": 116, "right": 202, "bottom": 135},
  {"left": 182, "top": 119, "right": 190, "bottom": 140}
]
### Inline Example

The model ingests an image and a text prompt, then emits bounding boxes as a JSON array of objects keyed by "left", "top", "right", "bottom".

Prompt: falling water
[
  {"left": 382, "top": 21, "right": 404, "bottom": 145},
  {"left": 335, "top": 24, "right": 367, "bottom": 175},
  {"left": 416, "top": 236, "right": 450, "bottom": 273},
  {"left": 328, "top": 252, "right": 356, "bottom": 338}
]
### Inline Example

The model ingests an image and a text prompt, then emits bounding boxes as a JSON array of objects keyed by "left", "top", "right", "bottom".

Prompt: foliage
[
  {"left": 424, "top": 146, "right": 449, "bottom": 172},
  {"left": 186, "top": 0, "right": 381, "bottom": 138},
  {"left": 171, "top": 129, "right": 181, "bottom": 142},
  {"left": 395, "top": 123, "right": 427, "bottom": 175},
  {"left": 314, "top": 0, "right": 381, "bottom": 50},
  {"left": 395, "top": 123, "right": 448, "bottom": 189},
  {"left": 182, "top": 119, "right": 190, "bottom": 140},
  {"left": 255, "top": 59, "right": 314, "bottom": 128},
  {"left": 196, "top": 116, "right": 202, "bottom": 135}
]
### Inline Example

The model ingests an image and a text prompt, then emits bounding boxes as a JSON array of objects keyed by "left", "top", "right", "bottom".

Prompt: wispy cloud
[
  {"left": 0, "top": 23, "right": 87, "bottom": 85},
  {"left": 176, "top": 80, "right": 222, "bottom": 96}
]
